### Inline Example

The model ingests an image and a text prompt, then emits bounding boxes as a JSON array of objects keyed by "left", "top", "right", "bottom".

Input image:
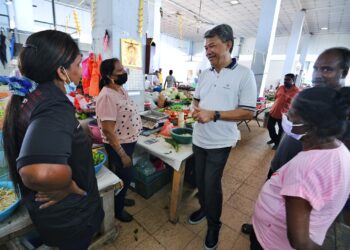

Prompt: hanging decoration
[
  {"left": 89, "top": 54, "right": 102, "bottom": 97},
  {"left": 160, "top": 7, "right": 163, "bottom": 18},
  {"left": 103, "top": 30, "right": 110, "bottom": 52},
  {"left": 9, "top": 31, "right": 15, "bottom": 60},
  {"left": 81, "top": 53, "right": 102, "bottom": 96},
  {"left": 91, "top": 0, "right": 96, "bottom": 29},
  {"left": 0, "top": 30, "right": 7, "bottom": 67},
  {"left": 73, "top": 10, "right": 81, "bottom": 36},
  {"left": 138, "top": 0, "right": 144, "bottom": 37},
  {"left": 178, "top": 14, "right": 183, "bottom": 40}
]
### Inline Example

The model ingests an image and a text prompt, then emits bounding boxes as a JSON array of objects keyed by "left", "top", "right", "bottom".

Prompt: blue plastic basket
[
  {"left": 94, "top": 150, "right": 107, "bottom": 174},
  {"left": 0, "top": 181, "right": 20, "bottom": 222}
]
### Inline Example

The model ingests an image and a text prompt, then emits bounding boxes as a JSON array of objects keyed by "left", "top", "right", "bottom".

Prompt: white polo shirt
[{"left": 193, "top": 60, "right": 257, "bottom": 149}]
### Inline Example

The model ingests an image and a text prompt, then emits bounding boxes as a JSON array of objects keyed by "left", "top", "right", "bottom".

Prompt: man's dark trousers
[
  {"left": 193, "top": 144, "right": 231, "bottom": 231},
  {"left": 267, "top": 115, "right": 283, "bottom": 145}
]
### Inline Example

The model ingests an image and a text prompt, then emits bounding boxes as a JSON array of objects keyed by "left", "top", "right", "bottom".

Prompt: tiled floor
[{"left": 100, "top": 121, "right": 350, "bottom": 250}]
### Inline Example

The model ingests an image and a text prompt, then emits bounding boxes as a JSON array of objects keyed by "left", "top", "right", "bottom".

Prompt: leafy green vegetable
[
  {"left": 92, "top": 151, "right": 105, "bottom": 165},
  {"left": 170, "top": 104, "right": 183, "bottom": 111},
  {"left": 165, "top": 138, "right": 180, "bottom": 152}
]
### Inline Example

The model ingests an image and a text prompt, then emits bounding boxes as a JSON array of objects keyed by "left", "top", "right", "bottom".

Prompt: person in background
[
  {"left": 158, "top": 68, "right": 163, "bottom": 86},
  {"left": 164, "top": 70, "right": 177, "bottom": 89},
  {"left": 267, "top": 73, "right": 299, "bottom": 150},
  {"left": 190, "top": 24, "right": 257, "bottom": 250},
  {"left": 251, "top": 86, "right": 350, "bottom": 249},
  {"left": 241, "top": 47, "right": 350, "bottom": 236},
  {"left": 96, "top": 58, "right": 142, "bottom": 222},
  {"left": 269, "top": 47, "right": 350, "bottom": 176},
  {"left": 152, "top": 70, "right": 160, "bottom": 86},
  {"left": 2, "top": 30, "right": 104, "bottom": 249}
]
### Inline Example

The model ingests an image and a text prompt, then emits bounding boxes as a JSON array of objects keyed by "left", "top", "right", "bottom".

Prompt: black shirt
[{"left": 16, "top": 82, "right": 104, "bottom": 246}]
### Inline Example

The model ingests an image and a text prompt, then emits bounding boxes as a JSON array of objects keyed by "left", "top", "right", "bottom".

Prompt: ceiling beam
[{"left": 164, "top": 0, "right": 216, "bottom": 26}]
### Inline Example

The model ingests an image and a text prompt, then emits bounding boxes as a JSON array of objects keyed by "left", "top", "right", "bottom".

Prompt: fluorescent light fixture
[
  {"left": 321, "top": 27, "right": 328, "bottom": 30},
  {"left": 230, "top": 0, "right": 240, "bottom": 5}
]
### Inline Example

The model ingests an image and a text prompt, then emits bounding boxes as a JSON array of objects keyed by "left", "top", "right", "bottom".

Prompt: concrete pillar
[
  {"left": 13, "top": 0, "right": 34, "bottom": 31},
  {"left": 92, "top": 0, "right": 146, "bottom": 61},
  {"left": 296, "top": 33, "right": 312, "bottom": 86},
  {"left": 146, "top": 0, "right": 161, "bottom": 71},
  {"left": 282, "top": 10, "right": 306, "bottom": 75},
  {"left": 251, "top": 0, "right": 281, "bottom": 97},
  {"left": 233, "top": 37, "right": 244, "bottom": 60},
  {"left": 92, "top": 0, "right": 146, "bottom": 110}
]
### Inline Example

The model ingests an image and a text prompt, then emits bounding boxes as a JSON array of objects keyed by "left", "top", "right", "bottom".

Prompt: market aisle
[{"left": 101, "top": 121, "right": 350, "bottom": 250}]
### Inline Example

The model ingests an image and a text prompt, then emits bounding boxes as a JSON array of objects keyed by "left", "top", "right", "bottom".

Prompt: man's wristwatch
[{"left": 213, "top": 111, "right": 221, "bottom": 122}]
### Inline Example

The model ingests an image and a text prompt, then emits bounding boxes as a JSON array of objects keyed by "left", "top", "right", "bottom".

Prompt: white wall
[{"left": 159, "top": 34, "right": 201, "bottom": 84}]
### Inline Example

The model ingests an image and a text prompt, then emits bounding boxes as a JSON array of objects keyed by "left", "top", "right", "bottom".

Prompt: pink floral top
[{"left": 96, "top": 87, "right": 142, "bottom": 144}]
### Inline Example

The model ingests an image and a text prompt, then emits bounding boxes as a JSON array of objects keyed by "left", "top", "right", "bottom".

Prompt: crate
[{"left": 130, "top": 167, "right": 172, "bottom": 199}]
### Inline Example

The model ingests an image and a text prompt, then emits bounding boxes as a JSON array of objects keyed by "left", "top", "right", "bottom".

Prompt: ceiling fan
[{"left": 189, "top": 0, "right": 215, "bottom": 33}]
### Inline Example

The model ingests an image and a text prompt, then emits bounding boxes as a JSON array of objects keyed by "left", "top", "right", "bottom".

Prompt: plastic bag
[
  {"left": 160, "top": 120, "right": 174, "bottom": 137},
  {"left": 135, "top": 157, "right": 156, "bottom": 177}
]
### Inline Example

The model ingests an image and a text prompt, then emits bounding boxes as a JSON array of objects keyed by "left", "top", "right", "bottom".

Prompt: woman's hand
[
  {"left": 121, "top": 153, "right": 132, "bottom": 168},
  {"left": 35, "top": 180, "right": 86, "bottom": 209},
  {"left": 285, "top": 196, "right": 321, "bottom": 250}
]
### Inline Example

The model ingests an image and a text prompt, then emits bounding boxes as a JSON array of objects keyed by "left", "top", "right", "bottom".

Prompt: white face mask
[{"left": 281, "top": 113, "right": 306, "bottom": 140}]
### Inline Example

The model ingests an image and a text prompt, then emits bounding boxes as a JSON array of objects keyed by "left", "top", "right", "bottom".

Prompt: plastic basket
[
  {"left": 93, "top": 150, "right": 107, "bottom": 174},
  {"left": 0, "top": 181, "right": 20, "bottom": 222},
  {"left": 130, "top": 167, "right": 172, "bottom": 199}
]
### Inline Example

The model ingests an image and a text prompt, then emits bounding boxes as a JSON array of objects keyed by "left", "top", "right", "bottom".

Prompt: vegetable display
[
  {"left": 92, "top": 150, "right": 105, "bottom": 165},
  {"left": 0, "top": 188, "right": 16, "bottom": 212}
]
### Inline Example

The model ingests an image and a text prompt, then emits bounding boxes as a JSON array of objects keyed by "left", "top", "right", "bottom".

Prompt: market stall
[
  {"left": 136, "top": 134, "right": 193, "bottom": 223},
  {"left": 0, "top": 166, "right": 122, "bottom": 249}
]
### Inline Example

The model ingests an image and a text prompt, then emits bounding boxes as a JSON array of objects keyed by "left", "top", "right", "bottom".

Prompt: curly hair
[{"left": 292, "top": 87, "right": 350, "bottom": 138}]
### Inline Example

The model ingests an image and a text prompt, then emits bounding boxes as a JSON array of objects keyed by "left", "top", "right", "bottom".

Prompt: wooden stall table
[
  {"left": 0, "top": 166, "right": 121, "bottom": 249},
  {"left": 136, "top": 134, "right": 193, "bottom": 223}
]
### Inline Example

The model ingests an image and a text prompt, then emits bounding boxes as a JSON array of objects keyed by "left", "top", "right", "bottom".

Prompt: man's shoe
[
  {"left": 205, "top": 229, "right": 219, "bottom": 250},
  {"left": 124, "top": 198, "right": 135, "bottom": 207},
  {"left": 188, "top": 209, "right": 206, "bottom": 225},
  {"left": 241, "top": 223, "right": 253, "bottom": 235},
  {"left": 115, "top": 210, "right": 133, "bottom": 222},
  {"left": 266, "top": 140, "right": 274, "bottom": 144}
]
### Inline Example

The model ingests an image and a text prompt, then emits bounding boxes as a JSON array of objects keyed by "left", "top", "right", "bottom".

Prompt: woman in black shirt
[{"left": 2, "top": 30, "right": 104, "bottom": 249}]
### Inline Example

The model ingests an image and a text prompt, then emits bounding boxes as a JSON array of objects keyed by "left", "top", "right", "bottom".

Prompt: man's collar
[{"left": 210, "top": 58, "right": 237, "bottom": 71}]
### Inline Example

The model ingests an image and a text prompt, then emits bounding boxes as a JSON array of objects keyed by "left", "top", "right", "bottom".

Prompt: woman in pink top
[
  {"left": 96, "top": 58, "right": 142, "bottom": 222},
  {"left": 251, "top": 87, "right": 350, "bottom": 250}
]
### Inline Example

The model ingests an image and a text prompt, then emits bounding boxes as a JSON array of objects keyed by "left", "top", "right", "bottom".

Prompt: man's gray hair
[{"left": 204, "top": 24, "right": 234, "bottom": 53}]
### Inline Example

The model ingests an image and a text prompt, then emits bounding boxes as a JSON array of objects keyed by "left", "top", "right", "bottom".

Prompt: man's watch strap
[{"left": 214, "top": 111, "right": 221, "bottom": 122}]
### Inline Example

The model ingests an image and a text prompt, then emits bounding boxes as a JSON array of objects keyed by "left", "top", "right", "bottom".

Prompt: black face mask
[
  {"left": 114, "top": 73, "right": 128, "bottom": 85},
  {"left": 284, "top": 82, "right": 292, "bottom": 89}
]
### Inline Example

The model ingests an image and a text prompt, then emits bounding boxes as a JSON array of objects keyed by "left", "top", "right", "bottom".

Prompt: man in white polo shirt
[{"left": 189, "top": 24, "right": 257, "bottom": 250}]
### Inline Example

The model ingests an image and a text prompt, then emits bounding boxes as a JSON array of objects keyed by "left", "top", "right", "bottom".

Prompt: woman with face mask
[
  {"left": 1, "top": 30, "right": 104, "bottom": 249},
  {"left": 250, "top": 87, "right": 350, "bottom": 250},
  {"left": 95, "top": 58, "right": 142, "bottom": 222}
]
